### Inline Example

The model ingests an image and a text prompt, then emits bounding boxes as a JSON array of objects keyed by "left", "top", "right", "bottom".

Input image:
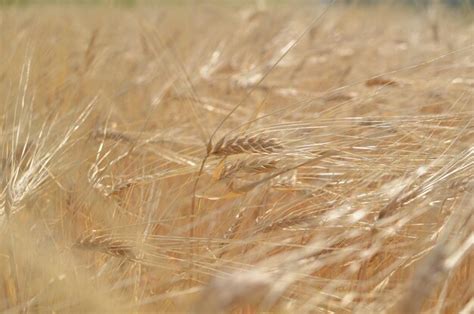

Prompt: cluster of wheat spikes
[{"left": 0, "top": 2, "right": 473, "bottom": 313}]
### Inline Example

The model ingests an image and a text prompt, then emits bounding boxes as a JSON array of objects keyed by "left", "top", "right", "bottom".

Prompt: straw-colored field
[{"left": 0, "top": 2, "right": 473, "bottom": 313}]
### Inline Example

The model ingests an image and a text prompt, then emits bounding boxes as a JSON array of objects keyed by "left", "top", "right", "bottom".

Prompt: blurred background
[{"left": 1, "top": 0, "right": 474, "bottom": 7}]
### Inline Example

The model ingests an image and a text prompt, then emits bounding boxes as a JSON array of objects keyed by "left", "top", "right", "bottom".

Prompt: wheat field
[{"left": 0, "top": 1, "right": 473, "bottom": 313}]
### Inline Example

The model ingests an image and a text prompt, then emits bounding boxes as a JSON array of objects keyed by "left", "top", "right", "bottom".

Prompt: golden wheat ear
[
  {"left": 210, "top": 134, "right": 283, "bottom": 156},
  {"left": 219, "top": 157, "right": 278, "bottom": 180},
  {"left": 73, "top": 230, "right": 137, "bottom": 260}
]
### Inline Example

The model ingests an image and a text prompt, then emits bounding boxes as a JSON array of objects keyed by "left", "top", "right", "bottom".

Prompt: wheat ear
[
  {"left": 210, "top": 134, "right": 283, "bottom": 156},
  {"left": 73, "top": 230, "right": 137, "bottom": 260},
  {"left": 219, "top": 157, "right": 278, "bottom": 179}
]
